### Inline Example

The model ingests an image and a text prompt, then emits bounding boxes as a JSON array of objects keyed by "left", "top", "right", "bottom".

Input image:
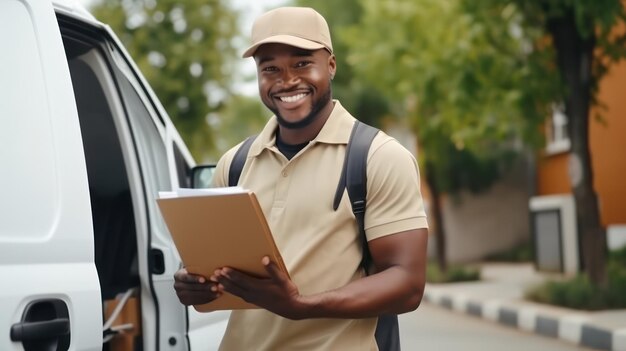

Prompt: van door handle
[
  {"left": 10, "top": 318, "right": 70, "bottom": 341},
  {"left": 11, "top": 299, "right": 71, "bottom": 351},
  {"left": 151, "top": 248, "right": 165, "bottom": 274}
]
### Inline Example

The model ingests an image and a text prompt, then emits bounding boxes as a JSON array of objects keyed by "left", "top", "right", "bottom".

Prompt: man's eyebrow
[
  {"left": 292, "top": 49, "right": 314, "bottom": 57},
  {"left": 257, "top": 56, "right": 274, "bottom": 65},
  {"left": 256, "top": 49, "right": 315, "bottom": 65}
]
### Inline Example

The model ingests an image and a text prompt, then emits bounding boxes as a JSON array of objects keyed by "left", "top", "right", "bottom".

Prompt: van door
[
  {"left": 57, "top": 16, "right": 189, "bottom": 350},
  {"left": 0, "top": 1, "right": 102, "bottom": 351},
  {"left": 57, "top": 9, "right": 229, "bottom": 348},
  {"left": 103, "top": 24, "right": 229, "bottom": 350},
  {"left": 172, "top": 142, "right": 231, "bottom": 350}
]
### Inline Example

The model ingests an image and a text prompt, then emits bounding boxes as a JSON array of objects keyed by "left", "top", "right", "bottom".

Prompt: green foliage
[
  {"left": 421, "top": 124, "right": 518, "bottom": 195},
  {"left": 204, "top": 95, "right": 269, "bottom": 162},
  {"left": 344, "top": 0, "right": 557, "bottom": 153},
  {"left": 90, "top": 0, "right": 241, "bottom": 159},
  {"left": 484, "top": 241, "right": 533, "bottom": 262},
  {"left": 293, "top": 0, "right": 390, "bottom": 128},
  {"left": 609, "top": 245, "right": 626, "bottom": 265},
  {"left": 463, "top": 0, "right": 626, "bottom": 112},
  {"left": 474, "top": 0, "right": 626, "bottom": 61},
  {"left": 426, "top": 262, "right": 481, "bottom": 283},
  {"left": 338, "top": 0, "right": 559, "bottom": 195},
  {"left": 468, "top": 0, "right": 626, "bottom": 287},
  {"left": 526, "top": 248, "right": 626, "bottom": 310}
]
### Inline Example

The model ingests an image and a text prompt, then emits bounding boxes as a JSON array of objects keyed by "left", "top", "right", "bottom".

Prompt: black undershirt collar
[{"left": 275, "top": 131, "right": 309, "bottom": 160}]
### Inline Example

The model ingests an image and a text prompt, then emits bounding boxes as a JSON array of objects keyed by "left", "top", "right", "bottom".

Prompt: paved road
[{"left": 399, "top": 303, "right": 596, "bottom": 350}]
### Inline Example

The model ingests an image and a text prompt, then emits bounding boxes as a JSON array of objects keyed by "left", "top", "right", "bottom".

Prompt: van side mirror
[{"left": 191, "top": 165, "right": 216, "bottom": 188}]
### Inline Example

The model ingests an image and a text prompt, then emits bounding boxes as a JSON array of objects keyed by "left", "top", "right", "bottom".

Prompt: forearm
[
  {"left": 298, "top": 264, "right": 424, "bottom": 319},
  {"left": 295, "top": 229, "right": 428, "bottom": 320},
  {"left": 213, "top": 229, "right": 428, "bottom": 321}
]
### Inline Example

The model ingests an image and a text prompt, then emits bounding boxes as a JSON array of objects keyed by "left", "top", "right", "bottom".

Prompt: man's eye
[
  {"left": 295, "top": 61, "right": 312, "bottom": 68},
  {"left": 262, "top": 66, "right": 278, "bottom": 72}
]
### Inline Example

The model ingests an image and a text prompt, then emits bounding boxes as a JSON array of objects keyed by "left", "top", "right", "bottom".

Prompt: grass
[
  {"left": 426, "top": 262, "right": 481, "bottom": 283},
  {"left": 525, "top": 247, "right": 626, "bottom": 310},
  {"left": 484, "top": 241, "right": 533, "bottom": 262}
]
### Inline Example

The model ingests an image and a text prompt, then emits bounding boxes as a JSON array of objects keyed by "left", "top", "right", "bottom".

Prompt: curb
[{"left": 423, "top": 289, "right": 626, "bottom": 351}]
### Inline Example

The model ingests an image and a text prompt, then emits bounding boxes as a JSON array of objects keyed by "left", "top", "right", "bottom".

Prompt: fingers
[
  {"left": 174, "top": 279, "right": 214, "bottom": 292},
  {"left": 178, "top": 259, "right": 291, "bottom": 306},
  {"left": 216, "top": 275, "right": 248, "bottom": 299},
  {"left": 213, "top": 268, "right": 251, "bottom": 291},
  {"left": 174, "top": 269, "right": 211, "bottom": 292},
  {"left": 175, "top": 289, "right": 221, "bottom": 306},
  {"left": 208, "top": 261, "right": 300, "bottom": 314},
  {"left": 213, "top": 258, "right": 284, "bottom": 294},
  {"left": 214, "top": 267, "right": 265, "bottom": 304},
  {"left": 173, "top": 268, "right": 221, "bottom": 305},
  {"left": 263, "top": 256, "right": 288, "bottom": 283},
  {"left": 175, "top": 268, "right": 206, "bottom": 284}
]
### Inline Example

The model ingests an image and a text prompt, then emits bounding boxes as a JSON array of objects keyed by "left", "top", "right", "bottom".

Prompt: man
[{"left": 174, "top": 7, "right": 429, "bottom": 350}]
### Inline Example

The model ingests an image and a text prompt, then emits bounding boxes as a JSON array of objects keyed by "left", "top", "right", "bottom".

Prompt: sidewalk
[{"left": 422, "top": 263, "right": 626, "bottom": 351}]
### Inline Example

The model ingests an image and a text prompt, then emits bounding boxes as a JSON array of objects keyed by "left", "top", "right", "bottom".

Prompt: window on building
[{"left": 546, "top": 103, "right": 571, "bottom": 155}]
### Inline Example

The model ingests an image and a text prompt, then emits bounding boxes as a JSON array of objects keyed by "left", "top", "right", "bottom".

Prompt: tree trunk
[
  {"left": 425, "top": 163, "right": 448, "bottom": 273},
  {"left": 547, "top": 11, "right": 607, "bottom": 285}
]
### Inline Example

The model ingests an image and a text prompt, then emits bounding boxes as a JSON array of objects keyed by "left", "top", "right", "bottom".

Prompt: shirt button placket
[{"left": 274, "top": 166, "right": 290, "bottom": 205}]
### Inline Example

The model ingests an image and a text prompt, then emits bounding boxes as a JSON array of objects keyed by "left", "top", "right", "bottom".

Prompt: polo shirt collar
[{"left": 248, "top": 100, "right": 356, "bottom": 157}]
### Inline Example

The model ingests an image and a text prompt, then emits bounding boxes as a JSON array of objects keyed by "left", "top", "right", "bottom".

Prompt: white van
[{"left": 0, "top": 1, "right": 228, "bottom": 350}]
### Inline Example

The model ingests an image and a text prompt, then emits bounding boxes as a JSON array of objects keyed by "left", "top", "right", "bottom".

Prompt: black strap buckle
[{"left": 352, "top": 199, "right": 365, "bottom": 214}]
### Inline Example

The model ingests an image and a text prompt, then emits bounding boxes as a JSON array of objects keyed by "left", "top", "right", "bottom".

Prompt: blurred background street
[
  {"left": 79, "top": 0, "right": 626, "bottom": 349},
  {"left": 401, "top": 303, "right": 595, "bottom": 350}
]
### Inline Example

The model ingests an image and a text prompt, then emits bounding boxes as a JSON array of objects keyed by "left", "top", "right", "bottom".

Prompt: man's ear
[{"left": 328, "top": 54, "right": 337, "bottom": 80}]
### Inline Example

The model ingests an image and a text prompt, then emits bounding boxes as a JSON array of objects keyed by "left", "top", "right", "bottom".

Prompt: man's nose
[{"left": 278, "top": 68, "right": 300, "bottom": 85}]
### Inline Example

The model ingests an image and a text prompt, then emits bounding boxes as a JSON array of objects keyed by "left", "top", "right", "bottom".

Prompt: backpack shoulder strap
[
  {"left": 333, "top": 121, "right": 379, "bottom": 271},
  {"left": 228, "top": 135, "right": 257, "bottom": 187},
  {"left": 339, "top": 122, "right": 400, "bottom": 351}
]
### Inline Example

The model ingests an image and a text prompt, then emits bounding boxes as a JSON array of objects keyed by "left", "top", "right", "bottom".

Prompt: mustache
[{"left": 271, "top": 87, "right": 309, "bottom": 96}]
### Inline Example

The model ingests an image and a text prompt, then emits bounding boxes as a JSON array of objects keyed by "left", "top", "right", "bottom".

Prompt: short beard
[{"left": 269, "top": 86, "right": 332, "bottom": 130}]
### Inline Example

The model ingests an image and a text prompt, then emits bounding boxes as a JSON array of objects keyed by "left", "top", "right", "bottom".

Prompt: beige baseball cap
[{"left": 242, "top": 7, "right": 333, "bottom": 58}]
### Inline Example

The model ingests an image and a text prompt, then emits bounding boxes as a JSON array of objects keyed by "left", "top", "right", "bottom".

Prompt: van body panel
[
  {"left": 0, "top": 0, "right": 102, "bottom": 350},
  {"left": 1, "top": 1, "right": 230, "bottom": 349}
]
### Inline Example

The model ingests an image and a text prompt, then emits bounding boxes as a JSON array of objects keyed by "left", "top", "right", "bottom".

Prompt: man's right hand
[{"left": 174, "top": 268, "right": 221, "bottom": 306}]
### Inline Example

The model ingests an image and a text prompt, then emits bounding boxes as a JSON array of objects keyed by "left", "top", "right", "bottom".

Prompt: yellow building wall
[
  {"left": 537, "top": 153, "right": 570, "bottom": 195},
  {"left": 590, "top": 60, "right": 626, "bottom": 225},
  {"left": 538, "top": 60, "right": 626, "bottom": 226}
]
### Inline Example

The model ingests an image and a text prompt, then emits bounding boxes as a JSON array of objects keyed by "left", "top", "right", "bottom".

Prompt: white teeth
[{"left": 279, "top": 93, "right": 307, "bottom": 103}]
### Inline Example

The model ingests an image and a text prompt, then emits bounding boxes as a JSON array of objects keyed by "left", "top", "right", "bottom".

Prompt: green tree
[
  {"left": 342, "top": 0, "right": 552, "bottom": 272},
  {"left": 419, "top": 124, "right": 515, "bottom": 272},
  {"left": 345, "top": 0, "right": 557, "bottom": 151},
  {"left": 461, "top": 0, "right": 626, "bottom": 286},
  {"left": 344, "top": 0, "right": 626, "bottom": 284},
  {"left": 89, "top": 0, "right": 241, "bottom": 159},
  {"left": 293, "top": 0, "right": 391, "bottom": 128},
  {"left": 206, "top": 95, "right": 269, "bottom": 162}
]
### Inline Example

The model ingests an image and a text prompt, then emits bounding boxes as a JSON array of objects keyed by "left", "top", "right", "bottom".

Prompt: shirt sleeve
[
  {"left": 364, "top": 135, "right": 429, "bottom": 241},
  {"left": 210, "top": 144, "right": 239, "bottom": 188}
]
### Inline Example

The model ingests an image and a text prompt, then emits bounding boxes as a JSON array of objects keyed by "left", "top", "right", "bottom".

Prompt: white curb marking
[{"left": 559, "top": 314, "right": 587, "bottom": 344}]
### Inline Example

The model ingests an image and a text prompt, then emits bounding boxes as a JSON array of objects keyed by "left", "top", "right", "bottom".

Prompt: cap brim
[{"left": 242, "top": 35, "right": 326, "bottom": 58}]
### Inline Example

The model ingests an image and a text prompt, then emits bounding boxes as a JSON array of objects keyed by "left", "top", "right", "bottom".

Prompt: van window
[
  {"left": 174, "top": 143, "right": 192, "bottom": 188},
  {"left": 109, "top": 48, "right": 172, "bottom": 239}
]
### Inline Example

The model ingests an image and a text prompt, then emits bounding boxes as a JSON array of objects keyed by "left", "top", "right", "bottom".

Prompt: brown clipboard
[{"left": 157, "top": 190, "right": 289, "bottom": 312}]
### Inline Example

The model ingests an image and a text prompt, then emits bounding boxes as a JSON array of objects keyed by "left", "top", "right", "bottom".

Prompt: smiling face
[{"left": 254, "top": 43, "right": 336, "bottom": 130}]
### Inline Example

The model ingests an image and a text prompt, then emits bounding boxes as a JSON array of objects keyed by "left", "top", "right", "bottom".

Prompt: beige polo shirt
[{"left": 213, "top": 101, "right": 428, "bottom": 351}]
